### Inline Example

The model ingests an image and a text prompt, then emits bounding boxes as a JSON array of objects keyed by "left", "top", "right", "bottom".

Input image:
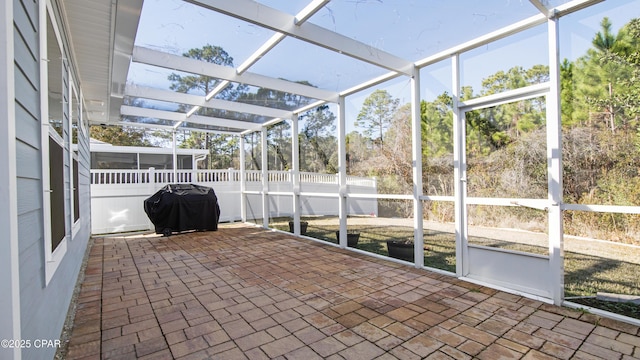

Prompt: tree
[
  {"left": 90, "top": 125, "right": 152, "bottom": 147},
  {"left": 573, "top": 17, "right": 633, "bottom": 132},
  {"left": 592, "top": 17, "right": 630, "bottom": 54},
  {"left": 421, "top": 93, "right": 453, "bottom": 158},
  {"left": 355, "top": 89, "right": 399, "bottom": 149},
  {"left": 235, "top": 79, "right": 321, "bottom": 170},
  {"left": 168, "top": 45, "right": 242, "bottom": 105},
  {"left": 299, "top": 105, "right": 337, "bottom": 173},
  {"left": 560, "top": 58, "right": 576, "bottom": 126},
  {"left": 599, "top": 18, "right": 640, "bottom": 122},
  {"left": 237, "top": 80, "right": 316, "bottom": 111},
  {"left": 266, "top": 121, "right": 291, "bottom": 170},
  {"left": 168, "top": 44, "right": 247, "bottom": 168}
]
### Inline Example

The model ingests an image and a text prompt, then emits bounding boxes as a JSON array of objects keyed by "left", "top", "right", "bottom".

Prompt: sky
[{"left": 128, "top": 0, "right": 640, "bottom": 133}]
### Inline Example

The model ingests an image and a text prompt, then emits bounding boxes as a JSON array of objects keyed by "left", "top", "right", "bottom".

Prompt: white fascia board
[
  {"left": 184, "top": 0, "right": 413, "bottom": 75},
  {"left": 120, "top": 105, "right": 261, "bottom": 131},
  {"left": 124, "top": 85, "right": 293, "bottom": 119},
  {"left": 132, "top": 46, "right": 338, "bottom": 102}
]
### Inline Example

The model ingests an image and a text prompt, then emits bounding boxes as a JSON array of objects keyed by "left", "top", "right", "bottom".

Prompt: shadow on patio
[{"left": 60, "top": 224, "right": 640, "bottom": 359}]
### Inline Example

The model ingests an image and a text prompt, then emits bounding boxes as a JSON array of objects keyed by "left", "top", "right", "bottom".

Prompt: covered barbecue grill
[{"left": 144, "top": 184, "right": 220, "bottom": 236}]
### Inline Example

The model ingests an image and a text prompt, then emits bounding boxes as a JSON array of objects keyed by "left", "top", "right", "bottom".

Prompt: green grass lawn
[{"left": 270, "top": 216, "right": 640, "bottom": 319}]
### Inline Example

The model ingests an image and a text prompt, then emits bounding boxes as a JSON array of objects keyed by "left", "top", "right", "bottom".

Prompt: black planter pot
[
  {"left": 335, "top": 231, "right": 360, "bottom": 247},
  {"left": 386, "top": 240, "right": 414, "bottom": 262},
  {"left": 288, "top": 221, "right": 308, "bottom": 235}
]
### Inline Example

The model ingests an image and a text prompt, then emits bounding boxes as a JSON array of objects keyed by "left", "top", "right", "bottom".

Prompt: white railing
[
  {"left": 300, "top": 172, "right": 337, "bottom": 184},
  {"left": 91, "top": 169, "right": 151, "bottom": 184},
  {"left": 268, "top": 171, "right": 291, "bottom": 182},
  {"left": 347, "top": 175, "right": 377, "bottom": 187},
  {"left": 91, "top": 168, "right": 376, "bottom": 187},
  {"left": 90, "top": 167, "right": 378, "bottom": 234}
]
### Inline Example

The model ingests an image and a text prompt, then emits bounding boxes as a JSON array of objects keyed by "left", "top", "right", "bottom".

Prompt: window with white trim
[{"left": 43, "top": 4, "right": 69, "bottom": 283}]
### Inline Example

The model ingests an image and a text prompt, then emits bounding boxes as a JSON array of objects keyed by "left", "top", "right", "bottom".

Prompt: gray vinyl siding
[{"left": 14, "top": 0, "right": 92, "bottom": 358}]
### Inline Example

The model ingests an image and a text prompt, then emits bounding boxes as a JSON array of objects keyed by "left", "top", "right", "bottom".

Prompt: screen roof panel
[{"left": 113, "top": 0, "right": 614, "bottom": 135}]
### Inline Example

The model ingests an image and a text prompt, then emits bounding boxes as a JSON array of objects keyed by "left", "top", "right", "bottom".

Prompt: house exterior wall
[
  {"left": 0, "top": 0, "right": 21, "bottom": 358},
  {"left": 0, "top": 0, "right": 93, "bottom": 359}
]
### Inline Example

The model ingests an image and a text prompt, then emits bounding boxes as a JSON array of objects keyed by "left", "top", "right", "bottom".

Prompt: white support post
[
  {"left": 261, "top": 127, "right": 269, "bottom": 228},
  {"left": 148, "top": 167, "right": 156, "bottom": 230},
  {"left": 291, "top": 115, "right": 301, "bottom": 235},
  {"left": 172, "top": 130, "right": 177, "bottom": 182},
  {"left": 0, "top": 0, "right": 21, "bottom": 357},
  {"left": 547, "top": 14, "right": 564, "bottom": 306},
  {"left": 452, "top": 54, "right": 466, "bottom": 277},
  {"left": 411, "top": 67, "right": 424, "bottom": 268},
  {"left": 337, "top": 96, "right": 347, "bottom": 248},
  {"left": 239, "top": 135, "right": 247, "bottom": 222}
]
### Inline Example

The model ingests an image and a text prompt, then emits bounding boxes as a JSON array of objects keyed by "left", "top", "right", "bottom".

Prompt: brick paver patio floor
[{"left": 63, "top": 224, "right": 640, "bottom": 359}]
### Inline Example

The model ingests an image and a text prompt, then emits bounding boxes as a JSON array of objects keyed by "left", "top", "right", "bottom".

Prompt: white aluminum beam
[
  {"left": 293, "top": 100, "right": 328, "bottom": 115},
  {"left": 120, "top": 105, "right": 261, "bottom": 131},
  {"left": 458, "top": 82, "right": 550, "bottom": 112},
  {"left": 186, "top": 114, "right": 262, "bottom": 132},
  {"left": 411, "top": 66, "right": 424, "bottom": 268},
  {"left": 124, "top": 85, "right": 293, "bottom": 119},
  {"left": 529, "top": 0, "right": 552, "bottom": 18},
  {"left": 452, "top": 54, "right": 465, "bottom": 278},
  {"left": 414, "top": 0, "right": 603, "bottom": 70},
  {"left": 294, "top": 0, "right": 330, "bottom": 24},
  {"left": 239, "top": 135, "right": 247, "bottom": 222},
  {"left": 185, "top": 0, "right": 414, "bottom": 75},
  {"left": 237, "top": 0, "right": 327, "bottom": 75},
  {"left": 340, "top": 71, "right": 403, "bottom": 98},
  {"left": 115, "top": 121, "right": 241, "bottom": 135},
  {"left": 415, "top": 14, "right": 547, "bottom": 69},
  {"left": 133, "top": 46, "right": 338, "bottom": 102},
  {"left": 547, "top": 15, "right": 564, "bottom": 306},
  {"left": 185, "top": 0, "right": 328, "bottom": 125},
  {"left": 121, "top": 105, "right": 185, "bottom": 122},
  {"left": 261, "top": 127, "right": 269, "bottom": 228},
  {"left": 236, "top": 34, "right": 285, "bottom": 75},
  {"left": 291, "top": 113, "right": 301, "bottom": 235},
  {"left": 337, "top": 96, "right": 347, "bottom": 248},
  {"left": 554, "top": 0, "right": 604, "bottom": 17}
]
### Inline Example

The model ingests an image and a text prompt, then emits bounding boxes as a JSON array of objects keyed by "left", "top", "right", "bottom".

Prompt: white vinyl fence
[{"left": 90, "top": 168, "right": 378, "bottom": 234}]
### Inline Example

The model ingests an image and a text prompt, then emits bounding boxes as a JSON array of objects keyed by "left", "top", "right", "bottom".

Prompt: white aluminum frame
[
  {"left": 42, "top": 0, "right": 69, "bottom": 285},
  {"left": 69, "top": 76, "right": 82, "bottom": 237},
  {"left": 83, "top": 0, "right": 636, "bottom": 308}
]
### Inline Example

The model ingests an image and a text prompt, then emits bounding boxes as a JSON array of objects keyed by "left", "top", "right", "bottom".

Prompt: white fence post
[{"left": 147, "top": 167, "right": 156, "bottom": 231}]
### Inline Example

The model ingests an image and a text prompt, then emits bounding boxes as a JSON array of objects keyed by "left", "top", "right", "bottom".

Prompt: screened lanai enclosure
[{"left": 70, "top": 0, "right": 640, "bottom": 322}]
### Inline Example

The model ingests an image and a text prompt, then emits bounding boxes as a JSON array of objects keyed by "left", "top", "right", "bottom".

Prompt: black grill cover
[{"left": 144, "top": 184, "right": 220, "bottom": 235}]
